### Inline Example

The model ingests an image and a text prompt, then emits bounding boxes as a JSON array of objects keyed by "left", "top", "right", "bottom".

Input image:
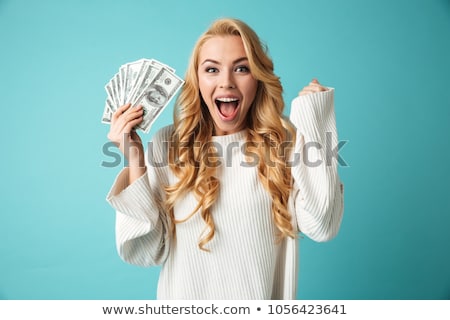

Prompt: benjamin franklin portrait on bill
[{"left": 145, "top": 84, "right": 168, "bottom": 107}]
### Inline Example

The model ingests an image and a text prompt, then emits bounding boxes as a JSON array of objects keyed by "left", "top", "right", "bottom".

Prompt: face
[
  {"left": 147, "top": 87, "right": 167, "bottom": 106},
  {"left": 198, "top": 35, "right": 258, "bottom": 135}
]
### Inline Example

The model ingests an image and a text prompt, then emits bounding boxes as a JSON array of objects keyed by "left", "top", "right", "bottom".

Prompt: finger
[
  {"left": 121, "top": 104, "right": 142, "bottom": 118},
  {"left": 299, "top": 89, "right": 315, "bottom": 96},
  {"left": 314, "top": 85, "right": 327, "bottom": 92},
  {"left": 299, "top": 86, "right": 326, "bottom": 96},
  {"left": 121, "top": 108, "right": 143, "bottom": 124},
  {"left": 125, "top": 107, "right": 144, "bottom": 121},
  {"left": 307, "top": 83, "right": 327, "bottom": 92},
  {"left": 115, "top": 106, "right": 143, "bottom": 126},
  {"left": 301, "top": 85, "right": 321, "bottom": 93},
  {"left": 116, "top": 109, "right": 144, "bottom": 133},
  {"left": 124, "top": 116, "right": 144, "bottom": 133},
  {"left": 118, "top": 103, "right": 133, "bottom": 114},
  {"left": 118, "top": 105, "right": 143, "bottom": 125},
  {"left": 309, "top": 81, "right": 324, "bottom": 88},
  {"left": 112, "top": 103, "right": 132, "bottom": 120},
  {"left": 121, "top": 105, "right": 142, "bottom": 116},
  {"left": 110, "top": 106, "right": 141, "bottom": 133}
]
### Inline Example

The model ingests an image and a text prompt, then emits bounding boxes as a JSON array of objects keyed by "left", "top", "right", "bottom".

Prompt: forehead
[{"left": 199, "top": 35, "right": 247, "bottom": 62}]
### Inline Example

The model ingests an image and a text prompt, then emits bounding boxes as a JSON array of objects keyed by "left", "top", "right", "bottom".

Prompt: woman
[{"left": 106, "top": 18, "right": 343, "bottom": 299}]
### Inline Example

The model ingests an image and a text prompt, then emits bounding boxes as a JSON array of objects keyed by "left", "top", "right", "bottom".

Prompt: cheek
[
  {"left": 199, "top": 78, "right": 217, "bottom": 103},
  {"left": 245, "top": 80, "right": 258, "bottom": 103},
  {"left": 198, "top": 77, "right": 209, "bottom": 96}
]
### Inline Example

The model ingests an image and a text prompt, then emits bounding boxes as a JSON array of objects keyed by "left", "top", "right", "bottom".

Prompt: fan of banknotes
[{"left": 101, "top": 58, "right": 184, "bottom": 133}]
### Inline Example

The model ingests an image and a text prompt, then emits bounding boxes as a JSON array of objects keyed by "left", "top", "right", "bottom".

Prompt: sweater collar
[{"left": 211, "top": 129, "right": 247, "bottom": 145}]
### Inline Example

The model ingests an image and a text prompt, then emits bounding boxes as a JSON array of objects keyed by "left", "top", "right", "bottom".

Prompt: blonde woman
[{"left": 106, "top": 18, "right": 344, "bottom": 299}]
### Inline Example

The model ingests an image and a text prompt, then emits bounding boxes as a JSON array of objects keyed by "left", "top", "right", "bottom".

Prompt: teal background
[{"left": 1, "top": 0, "right": 449, "bottom": 299}]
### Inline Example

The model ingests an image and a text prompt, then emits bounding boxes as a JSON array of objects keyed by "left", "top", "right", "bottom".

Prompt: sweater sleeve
[
  {"left": 289, "top": 88, "right": 344, "bottom": 242},
  {"left": 106, "top": 126, "right": 173, "bottom": 266}
]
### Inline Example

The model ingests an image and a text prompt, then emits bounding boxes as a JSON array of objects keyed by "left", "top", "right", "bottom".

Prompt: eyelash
[
  {"left": 235, "top": 65, "right": 250, "bottom": 73},
  {"left": 206, "top": 67, "right": 218, "bottom": 73},
  {"left": 205, "top": 65, "right": 250, "bottom": 73}
]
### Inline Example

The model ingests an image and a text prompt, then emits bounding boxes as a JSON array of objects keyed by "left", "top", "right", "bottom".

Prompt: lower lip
[{"left": 217, "top": 103, "right": 240, "bottom": 122}]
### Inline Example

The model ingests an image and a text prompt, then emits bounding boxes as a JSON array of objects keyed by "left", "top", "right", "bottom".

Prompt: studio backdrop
[{"left": 0, "top": 0, "right": 449, "bottom": 299}]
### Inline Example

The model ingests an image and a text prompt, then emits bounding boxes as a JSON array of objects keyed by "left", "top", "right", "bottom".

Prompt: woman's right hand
[{"left": 107, "top": 103, "right": 145, "bottom": 168}]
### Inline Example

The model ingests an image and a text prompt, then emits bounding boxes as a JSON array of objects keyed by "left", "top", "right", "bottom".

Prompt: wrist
[{"left": 127, "top": 154, "right": 146, "bottom": 168}]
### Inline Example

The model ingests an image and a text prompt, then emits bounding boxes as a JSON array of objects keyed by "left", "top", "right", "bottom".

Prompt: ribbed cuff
[
  {"left": 290, "top": 88, "right": 335, "bottom": 141},
  {"left": 106, "top": 169, "right": 159, "bottom": 223}
]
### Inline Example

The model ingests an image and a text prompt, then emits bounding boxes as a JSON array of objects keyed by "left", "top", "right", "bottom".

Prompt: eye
[
  {"left": 235, "top": 65, "right": 250, "bottom": 73},
  {"left": 205, "top": 67, "right": 218, "bottom": 73}
]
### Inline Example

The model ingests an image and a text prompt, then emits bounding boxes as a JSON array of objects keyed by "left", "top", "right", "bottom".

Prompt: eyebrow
[{"left": 201, "top": 57, "right": 249, "bottom": 65}]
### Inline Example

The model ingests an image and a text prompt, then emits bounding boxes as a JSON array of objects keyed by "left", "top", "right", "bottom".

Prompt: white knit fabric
[{"left": 106, "top": 88, "right": 344, "bottom": 299}]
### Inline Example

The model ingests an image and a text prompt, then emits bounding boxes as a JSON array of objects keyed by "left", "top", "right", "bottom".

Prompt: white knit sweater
[{"left": 107, "top": 88, "right": 344, "bottom": 299}]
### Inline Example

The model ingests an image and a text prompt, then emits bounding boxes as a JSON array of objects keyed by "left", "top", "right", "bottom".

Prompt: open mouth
[{"left": 215, "top": 97, "right": 240, "bottom": 120}]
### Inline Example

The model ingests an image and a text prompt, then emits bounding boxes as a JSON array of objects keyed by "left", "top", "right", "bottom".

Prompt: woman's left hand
[{"left": 298, "top": 78, "right": 328, "bottom": 96}]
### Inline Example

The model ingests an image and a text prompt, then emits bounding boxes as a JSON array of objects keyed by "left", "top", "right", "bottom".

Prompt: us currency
[
  {"left": 109, "top": 75, "right": 120, "bottom": 111},
  {"left": 104, "top": 78, "right": 117, "bottom": 111},
  {"left": 124, "top": 60, "right": 145, "bottom": 104},
  {"left": 114, "top": 73, "right": 122, "bottom": 107},
  {"left": 133, "top": 67, "right": 184, "bottom": 133},
  {"left": 102, "top": 58, "right": 184, "bottom": 132},
  {"left": 148, "top": 58, "right": 175, "bottom": 73},
  {"left": 126, "top": 59, "right": 175, "bottom": 107},
  {"left": 128, "top": 61, "right": 159, "bottom": 105},
  {"left": 101, "top": 100, "right": 113, "bottom": 123},
  {"left": 119, "top": 65, "right": 127, "bottom": 105}
]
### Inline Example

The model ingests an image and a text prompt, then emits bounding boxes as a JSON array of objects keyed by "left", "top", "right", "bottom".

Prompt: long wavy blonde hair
[{"left": 165, "top": 18, "right": 297, "bottom": 251}]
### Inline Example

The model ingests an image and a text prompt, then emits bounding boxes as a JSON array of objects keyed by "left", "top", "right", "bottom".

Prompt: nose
[{"left": 219, "top": 70, "right": 236, "bottom": 89}]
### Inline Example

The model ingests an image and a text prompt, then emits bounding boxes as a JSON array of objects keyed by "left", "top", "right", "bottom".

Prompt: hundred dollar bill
[
  {"left": 106, "top": 75, "right": 120, "bottom": 112},
  {"left": 149, "top": 58, "right": 175, "bottom": 73},
  {"left": 105, "top": 78, "right": 118, "bottom": 111},
  {"left": 101, "top": 100, "right": 113, "bottom": 123},
  {"left": 133, "top": 67, "right": 184, "bottom": 133},
  {"left": 113, "top": 73, "right": 122, "bottom": 108},
  {"left": 128, "top": 61, "right": 159, "bottom": 105},
  {"left": 119, "top": 65, "right": 127, "bottom": 105},
  {"left": 129, "top": 58, "right": 177, "bottom": 105},
  {"left": 124, "top": 60, "right": 145, "bottom": 104}
]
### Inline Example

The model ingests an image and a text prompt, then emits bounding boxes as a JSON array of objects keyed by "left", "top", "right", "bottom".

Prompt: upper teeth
[{"left": 216, "top": 97, "right": 238, "bottom": 102}]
